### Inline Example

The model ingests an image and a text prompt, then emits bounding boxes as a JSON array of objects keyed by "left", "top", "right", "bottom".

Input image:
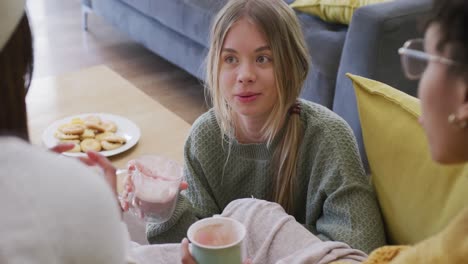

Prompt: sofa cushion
[
  {"left": 298, "top": 12, "right": 347, "bottom": 80},
  {"left": 290, "top": 0, "right": 391, "bottom": 24},
  {"left": 119, "top": 0, "right": 149, "bottom": 14},
  {"left": 348, "top": 74, "right": 468, "bottom": 245},
  {"left": 119, "top": 0, "right": 225, "bottom": 48},
  {"left": 297, "top": 12, "right": 347, "bottom": 107}
]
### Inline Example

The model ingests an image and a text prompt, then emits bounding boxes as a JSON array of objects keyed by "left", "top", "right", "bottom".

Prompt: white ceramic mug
[{"left": 187, "top": 216, "right": 246, "bottom": 264}]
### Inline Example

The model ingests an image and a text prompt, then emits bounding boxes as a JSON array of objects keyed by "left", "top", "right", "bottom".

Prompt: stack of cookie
[{"left": 54, "top": 115, "right": 127, "bottom": 153}]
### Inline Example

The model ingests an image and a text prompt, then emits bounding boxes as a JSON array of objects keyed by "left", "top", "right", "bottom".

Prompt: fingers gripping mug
[{"left": 118, "top": 155, "right": 183, "bottom": 223}]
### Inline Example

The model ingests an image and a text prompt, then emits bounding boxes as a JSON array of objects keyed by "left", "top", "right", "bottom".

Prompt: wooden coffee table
[{"left": 27, "top": 65, "right": 191, "bottom": 175}]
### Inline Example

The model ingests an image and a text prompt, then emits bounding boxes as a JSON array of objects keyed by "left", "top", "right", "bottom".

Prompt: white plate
[{"left": 42, "top": 113, "right": 141, "bottom": 157}]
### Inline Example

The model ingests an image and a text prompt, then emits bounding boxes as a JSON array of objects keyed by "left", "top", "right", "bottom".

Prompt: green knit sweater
[{"left": 147, "top": 99, "right": 386, "bottom": 253}]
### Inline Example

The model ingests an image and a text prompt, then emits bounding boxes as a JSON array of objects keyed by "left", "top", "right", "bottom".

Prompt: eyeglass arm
[{"left": 398, "top": 47, "right": 458, "bottom": 66}]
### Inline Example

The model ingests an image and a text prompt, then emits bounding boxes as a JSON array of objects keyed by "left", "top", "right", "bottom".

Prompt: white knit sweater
[{"left": 0, "top": 137, "right": 127, "bottom": 264}]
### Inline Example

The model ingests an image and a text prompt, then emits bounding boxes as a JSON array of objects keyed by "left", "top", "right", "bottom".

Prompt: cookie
[
  {"left": 80, "top": 129, "right": 95, "bottom": 139},
  {"left": 59, "top": 124, "right": 85, "bottom": 135},
  {"left": 54, "top": 131, "right": 80, "bottom": 140},
  {"left": 70, "top": 117, "right": 84, "bottom": 125},
  {"left": 85, "top": 122, "right": 106, "bottom": 133},
  {"left": 102, "top": 121, "right": 117, "bottom": 133},
  {"left": 101, "top": 140, "right": 123, "bottom": 151},
  {"left": 103, "top": 135, "right": 126, "bottom": 144},
  {"left": 84, "top": 115, "right": 101, "bottom": 125},
  {"left": 95, "top": 132, "right": 114, "bottom": 141},
  {"left": 80, "top": 138, "right": 102, "bottom": 152}
]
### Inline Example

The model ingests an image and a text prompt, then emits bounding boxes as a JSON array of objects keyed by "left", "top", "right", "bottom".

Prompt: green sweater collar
[{"left": 221, "top": 118, "right": 289, "bottom": 161}]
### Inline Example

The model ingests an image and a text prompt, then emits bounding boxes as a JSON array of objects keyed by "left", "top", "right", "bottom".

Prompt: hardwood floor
[{"left": 27, "top": 0, "right": 208, "bottom": 124}]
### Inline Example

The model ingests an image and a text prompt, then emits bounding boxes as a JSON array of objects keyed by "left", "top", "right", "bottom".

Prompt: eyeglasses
[{"left": 398, "top": 39, "right": 460, "bottom": 80}]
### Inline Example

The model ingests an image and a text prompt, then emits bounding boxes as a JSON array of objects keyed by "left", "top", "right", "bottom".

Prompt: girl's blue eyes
[
  {"left": 256, "top": 55, "right": 270, "bottom": 64},
  {"left": 224, "top": 55, "right": 271, "bottom": 64},
  {"left": 225, "top": 56, "right": 238, "bottom": 64}
]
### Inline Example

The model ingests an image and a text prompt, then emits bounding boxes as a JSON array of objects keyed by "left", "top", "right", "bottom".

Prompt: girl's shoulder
[
  {"left": 189, "top": 109, "right": 222, "bottom": 140},
  {"left": 191, "top": 109, "right": 217, "bottom": 129},
  {"left": 298, "top": 99, "right": 354, "bottom": 139},
  {"left": 185, "top": 110, "right": 226, "bottom": 157}
]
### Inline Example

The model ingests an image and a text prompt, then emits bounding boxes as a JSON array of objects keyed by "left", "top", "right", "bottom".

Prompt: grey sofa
[{"left": 82, "top": 0, "right": 432, "bottom": 170}]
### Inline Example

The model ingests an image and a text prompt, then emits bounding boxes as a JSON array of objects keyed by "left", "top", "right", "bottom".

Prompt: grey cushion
[
  {"left": 81, "top": 0, "right": 92, "bottom": 8},
  {"left": 118, "top": 0, "right": 301, "bottom": 48},
  {"left": 120, "top": 0, "right": 226, "bottom": 47},
  {"left": 299, "top": 13, "right": 347, "bottom": 81},
  {"left": 93, "top": 0, "right": 209, "bottom": 80},
  {"left": 297, "top": 12, "right": 347, "bottom": 107},
  {"left": 119, "top": 0, "right": 150, "bottom": 15}
]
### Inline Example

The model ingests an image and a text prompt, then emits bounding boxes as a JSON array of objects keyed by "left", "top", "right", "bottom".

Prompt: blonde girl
[{"left": 147, "top": 0, "right": 385, "bottom": 257}]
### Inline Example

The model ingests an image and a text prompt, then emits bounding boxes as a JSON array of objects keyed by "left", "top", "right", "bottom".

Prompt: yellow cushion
[
  {"left": 290, "top": 0, "right": 391, "bottom": 25},
  {"left": 348, "top": 74, "right": 468, "bottom": 245}
]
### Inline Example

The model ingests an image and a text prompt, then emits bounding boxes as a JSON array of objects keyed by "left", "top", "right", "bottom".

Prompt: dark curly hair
[
  {"left": 0, "top": 15, "right": 33, "bottom": 141},
  {"left": 425, "top": 0, "right": 468, "bottom": 71}
]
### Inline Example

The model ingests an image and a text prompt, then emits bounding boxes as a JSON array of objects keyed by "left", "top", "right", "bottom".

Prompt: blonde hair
[{"left": 205, "top": 0, "right": 310, "bottom": 214}]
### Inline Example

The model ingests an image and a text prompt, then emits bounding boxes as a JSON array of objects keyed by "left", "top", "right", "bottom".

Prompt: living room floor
[{"left": 28, "top": 0, "right": 208, "bottom": 125}]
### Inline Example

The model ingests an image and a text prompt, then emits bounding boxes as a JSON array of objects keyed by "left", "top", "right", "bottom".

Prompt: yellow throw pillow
[
  {"left": 290, "top": 0, "right": 391, "bottom": 25},
  {"left": 347, "top": 74, "right": 468, "bottom": 245}
]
